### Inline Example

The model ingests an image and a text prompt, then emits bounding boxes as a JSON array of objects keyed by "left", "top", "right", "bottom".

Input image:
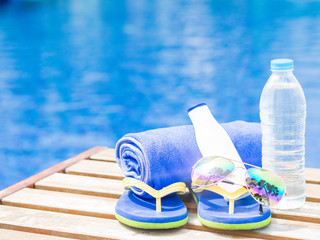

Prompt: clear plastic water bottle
[{"left": 260, "top": 59, "right": 306, "bottom": 209}]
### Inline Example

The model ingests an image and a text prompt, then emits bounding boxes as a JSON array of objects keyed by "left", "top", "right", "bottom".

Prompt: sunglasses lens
[
  {"left": 245, "top": 168, "right": 285, "bottom": 207},
  {"left": 192, "top": 156, "right": 234, "bottom": 187}
]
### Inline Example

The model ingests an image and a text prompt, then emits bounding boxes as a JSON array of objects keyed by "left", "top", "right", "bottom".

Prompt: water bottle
[{"left": 260, "top": 59, "right": 306, "bottom": 209}]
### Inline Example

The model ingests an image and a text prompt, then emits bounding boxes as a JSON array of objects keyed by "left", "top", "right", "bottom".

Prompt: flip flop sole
[
  {"left": 115, "top": 190, "right": 188, "bottom": 229},
  {"left": 192, "top": 190, "right": 271, "bottom": 230},
  {"left": 115, "top": 212, "right": 188, "bottom": 229}
]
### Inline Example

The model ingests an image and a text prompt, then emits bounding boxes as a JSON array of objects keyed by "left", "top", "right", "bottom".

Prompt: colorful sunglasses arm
[
  {"left": 192, "top": 183, "right": 248, "bottom": 214},
  {"left": 122, "top": 177, "right": 186, "bottom": 212}
]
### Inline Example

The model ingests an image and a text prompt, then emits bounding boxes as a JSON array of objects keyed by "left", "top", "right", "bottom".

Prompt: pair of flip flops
[{"left": 115, "top": 178, "right": 271, "bottom": 230}]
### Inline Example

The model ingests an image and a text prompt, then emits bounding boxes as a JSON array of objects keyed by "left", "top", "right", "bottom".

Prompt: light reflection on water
[{"left": 0, "top": 0, "right": 320, "bottom": 189}]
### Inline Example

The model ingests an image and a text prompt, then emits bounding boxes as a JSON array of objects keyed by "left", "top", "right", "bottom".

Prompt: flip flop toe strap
[
  {"left": 122, "top": 177, "right": 186, "bottom": 212},
  {"left": 193, "top": 184, "right": 248, "bottom": 214}
]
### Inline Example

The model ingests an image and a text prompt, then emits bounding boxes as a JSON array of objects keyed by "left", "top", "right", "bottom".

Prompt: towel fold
[{"left": 116, "top": 121, "right": 262, "bottom": 198}]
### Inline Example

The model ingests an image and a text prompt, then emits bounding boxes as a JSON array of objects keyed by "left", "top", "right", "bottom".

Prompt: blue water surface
[{"left": 0, "top": 0, "right": 320, "bottom": 190}]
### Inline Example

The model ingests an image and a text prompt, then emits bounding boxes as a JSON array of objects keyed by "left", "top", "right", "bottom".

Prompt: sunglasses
[{"left": 191, "top": 156, "right": 286, "bottom": 208}]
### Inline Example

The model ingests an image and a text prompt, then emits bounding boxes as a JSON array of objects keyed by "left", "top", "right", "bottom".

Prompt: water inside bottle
[{"left": 261, "top": 81, "right": 306, "bottom": 209}]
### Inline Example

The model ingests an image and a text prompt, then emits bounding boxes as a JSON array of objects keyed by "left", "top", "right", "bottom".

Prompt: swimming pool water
[{"left": 1, "top": 0, "right": 320, "bottom": 190}]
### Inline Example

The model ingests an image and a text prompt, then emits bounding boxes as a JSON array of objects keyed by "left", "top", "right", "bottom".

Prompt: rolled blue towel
[{"left": 115, "top": 121, "right": 262, "bottom": 198}]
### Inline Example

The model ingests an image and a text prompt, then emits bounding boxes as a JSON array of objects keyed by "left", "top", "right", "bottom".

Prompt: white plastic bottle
[
  {"left": 260, "top": 59, "right": 306, "bottom": 209},
  {"left": 187, "top": 103, "right": 246, "bottom": 193}
]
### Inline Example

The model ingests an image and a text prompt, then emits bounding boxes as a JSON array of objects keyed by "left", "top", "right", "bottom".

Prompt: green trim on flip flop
[
  {"left": 115, "top": 212, "right": 188, "bottom": 229},
  {"left": 198, "top": 214, "right": 271, "bottom": 230}
]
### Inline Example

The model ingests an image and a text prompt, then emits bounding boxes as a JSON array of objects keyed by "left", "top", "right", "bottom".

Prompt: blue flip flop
[
  {"left": 191, "top": 184, "right": 271, "bottom": 230},
  {"left": 115, "top": 178, "right": 188, "bottom": 229}
]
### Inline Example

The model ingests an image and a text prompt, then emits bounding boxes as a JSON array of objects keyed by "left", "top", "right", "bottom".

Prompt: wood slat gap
[
  {"left": 306, "top": 183, "right": 320, "bottom": 203},
  {"left": 305, "top": 168, "right": 320, "bottom": 185},
  {"left": 35, "top": 184, "right": 122, "bottom": 199},
  {"left": 88, "top": 158, "right": 117, "bottom": 163},
  {"left": 89, "top": 147, "right": 116, "bottom": 162},
  {"left": 1, "top": 188, "right": 119, "bottom": 220},
  {"left": 0, "top": 223, "right": 118, "bottom": 240},
  {"left": 65, "top": 171, "right": 123, "bottom": 180},
  {"left": 2, "top": 201, "right": 116, "bottom": 220},
  {"left": 306, "top": 197, "right": 320, "bottom": 203},
  {"left": 306, "top": 180, "right": 320, "bottom": 185},
  {"left": 65, "top": 159, "right": 123, "bottom": 180},
  {"left": 34, "top": 173, "right": 123, "bottom": 199},
  {"left": 32, "top": 181, "right": 122, "bottom": 200},
  {"left": 271, "top": 212, "right": 320, "bottom": 224}
]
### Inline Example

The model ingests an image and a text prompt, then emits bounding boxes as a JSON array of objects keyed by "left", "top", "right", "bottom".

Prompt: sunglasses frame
[{"left": 191, "top": 155, "right": 287, "bottom": 208}]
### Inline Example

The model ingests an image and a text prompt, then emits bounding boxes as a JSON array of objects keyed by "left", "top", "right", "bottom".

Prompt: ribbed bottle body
[{"left": 260, "top": 71, "right": 306, "bottom": 209}]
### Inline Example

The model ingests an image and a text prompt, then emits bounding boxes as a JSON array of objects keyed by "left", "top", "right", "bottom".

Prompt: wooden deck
[{"left": 0, "top": 147, "right": 319, "bottom": 240}]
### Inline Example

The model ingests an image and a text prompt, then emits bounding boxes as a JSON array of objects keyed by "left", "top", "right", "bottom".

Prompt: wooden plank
[
  {"left": 4, "top": 187, "right": 320, "bottom": 226},
  {"left": 2, "top": 188, "right": 117, "bottom": 219},
  {"left": 185, "top": 199, "right": 320, "bottom": 224},
  {"left": 1, "top": 204, "right": 320, "bottom": 240},
  {"left": 0, "top": 146, "right": 103, "bottom": 200},
  {"left": 187, "top": 213, "right": 320, "bottom": 240},
  {"left": 35, "top": 173, "right": 192, "bottom": 203},
  {"left": 34, "top": 171, "right": 320, "bottom": 217},
  {"left": 186, "top": 184, "right": 320, "bottom": 217},
  {"left": 0, "top": 205, "right": 241, "bottom": 240},
  {"left": 306, "top": 183, "right": 320, "bottom": 203},
  {"left": 65, "top": 159, "right": 123, "bottom": 179},
  {"left": 90, "top": 147, "right": 116, "bottom": 162},
  {"left": 0, "top": 192, "right": 271, "bottom": 239},
  {"left": 35, "top": 173, "right": 123, "bottom": 198},
  {"left": 65, "top": 159, "right": 320, "bottom": 203},
  {"left": 0, "top": 228, "right": 76, "bottom": 240},
  {"left": 271, "top": 201, "right": 320, "bottom": 224},
  {"left": 306, "top": 168, "right": 320, "bottom": 184}
]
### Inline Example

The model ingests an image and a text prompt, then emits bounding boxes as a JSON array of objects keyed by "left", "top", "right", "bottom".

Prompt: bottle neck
[
  {"left": 269, "top": 69, "right": 296, "bottom": 84},
  {"left": 271, "top": 69, "right": 293, "bottom": 76}
]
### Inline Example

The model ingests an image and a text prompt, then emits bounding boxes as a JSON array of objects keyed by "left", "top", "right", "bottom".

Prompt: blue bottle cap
[
  {"left": 271, "top": 59, "right": 294, "bottom": 70},
  {"left": 187, "top": 103, "right": 207, "bottom": 112}
]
